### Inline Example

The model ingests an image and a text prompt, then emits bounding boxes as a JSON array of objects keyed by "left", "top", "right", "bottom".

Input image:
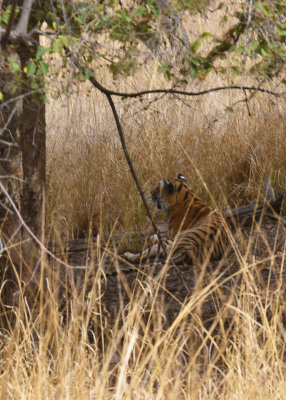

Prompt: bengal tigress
[{"left": 124, "top": 174, "right": 228, "bottom": 264}]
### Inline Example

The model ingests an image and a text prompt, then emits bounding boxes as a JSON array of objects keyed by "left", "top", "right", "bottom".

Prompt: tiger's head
[{"left": 151, "top": 174, "right": 189, "bottom": 211}]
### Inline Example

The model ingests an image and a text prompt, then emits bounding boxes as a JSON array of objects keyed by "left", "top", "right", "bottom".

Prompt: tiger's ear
[
  {"left": 164, "top": 180, "right": 174, "bottom": 194},
  {"left": 177, "top": 174, "right": 186, "bottom": 182}
]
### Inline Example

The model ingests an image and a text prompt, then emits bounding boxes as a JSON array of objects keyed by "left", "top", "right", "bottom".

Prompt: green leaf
[
  {"left": 52, "top": 21, "right": 57, "bottom": 30},
  {"left": 189, "top": 40, "right": 201, "bottom": 54},
  {"left": 218, "top": 67, "right": 226, "bottom": 74},
  {"left": 147, "top": 0, "right": 159, "bottom": 17},
  {"left": 0, "top": 5, "right": 12, "bottom": 26},
  {"left": 53, "top": 39, "right": 63, "bottom": 54},
  {"left": 231, "top": 66, "right": 241, "bottom": 76},
  {"left": 200, "top": 32, "right": 211, "bottom": 40},
  {"left": 36, "top": 45, "right": 50, "bottom": 60},
  {"left": 76, "top": 15, "right": 84, "bottom": 24},
  {"left": 87, "top": 54, "right": 94, "bottom": 62},
  {"left": 261, "top": 47, "right": 270, "bottom": 57},
  {"left": 1, "top": 4, "right": 20, "bottom": 26},
  {"left": 189, "top": 56, "right": 201, "bottom": 66},
  {"left": 277, "top": 29, "right": 286, "bottom": 36},
  {"left": 262, "top": 5, "right": 271, "bottom": 17},
  {"left": 0, "top": 92, "right": 3, "bottom": 101},
  {"left": 39, "top": 61, "right": 49, "bottom": 75},
  {"left": 157, "top": 61, "right": 170, "bottom": 73},
  {"left": 251, "top": 40, "right": 260, "bottom": 49},
  {"left": 189, "top": 65, "right": 198, "bottom": 79},
  {"left": 7, "top": 57, "right": 20, "bottom": 72},
  {"left": 135, "top": 6, "right": 148, "bottom": 16},
  {"left": 30, "top": 80, "right": 39, "bottom": 89},
  {"left": 59, "top": 35, "right": 69, "bottom": 47},
  {"left": 83, "top": 68, "right": 91, "bottom": 80},
  {"left": 27, "top": 61, "right": 37, "bottom": 76}
]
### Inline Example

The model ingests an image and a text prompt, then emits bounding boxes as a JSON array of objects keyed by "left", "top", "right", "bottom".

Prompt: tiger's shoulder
[{"left": 151, "top": 174, "right": 222, "bottom": 239}]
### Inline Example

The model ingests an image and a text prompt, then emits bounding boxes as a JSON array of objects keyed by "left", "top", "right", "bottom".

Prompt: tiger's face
[{"left": 151, "top": 174, "right": 189, "bottom": 211}]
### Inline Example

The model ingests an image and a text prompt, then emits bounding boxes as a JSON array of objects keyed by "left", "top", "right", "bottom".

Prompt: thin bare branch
[
  {"left": 0, "top": 103, "right": 19, "bottom": 137},
  {"left": 0, "top": 90, "right": 44, "bottom": 109},
  {"left": 106, "top": 84, "right": 283, "bottom": 99},
  {"left": 106, "top": 93, "right": 165, "bottom": 244},
  {"left": 0, "top": 182, "right": 86, "bottom": 270}
]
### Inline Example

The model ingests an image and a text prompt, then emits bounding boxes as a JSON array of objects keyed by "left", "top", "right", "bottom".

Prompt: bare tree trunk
[
  {"left": 0, "top": 50, "right": 22, "bottom": 203},
  {"left": 19, "top": 47, "right": 46, "bottom": 240},
  {"left": 0, "top": 50, "right": 24, "bottom": 325},
  {"left": 0, "top": 43, "right": 46, "bottom": 314}
]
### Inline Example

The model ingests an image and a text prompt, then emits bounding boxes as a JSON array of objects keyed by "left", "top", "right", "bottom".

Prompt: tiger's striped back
[{"left": 151, "top": 174, "right": 228, "bottom": 264}]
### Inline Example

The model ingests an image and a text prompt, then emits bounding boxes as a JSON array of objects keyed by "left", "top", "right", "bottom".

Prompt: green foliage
[
  {"left": 26, "top": 60, "right": 37, "bottom": 76},
  {"left": 0, "top": 4, "right": 20, "bottom": 27},
  {"left": 1, "top": 0, "right": 285, "bottom": 87},
  {"left": 157, "top": 61, "right": 173, "bottom": 80},
  {"left": 109, "top": 48, "right": 138, "bottom": 76},
  {"left": 173, "top": 0, "right": 209, "bottom": 13},
  {"left": 7, "top": 56, "right": 20, "bottom": 72},
  {"left": 83, "top": 67, "right": 92, "bottom": 80},
  {"left": 189, "top": 40, "right": 201, "bottom": 54},
  {"left": 36, "top": 45, "right": 50, "bottom": 60},
  {"left": 234, "top": 0, "right": 286, "bottom": 77}
]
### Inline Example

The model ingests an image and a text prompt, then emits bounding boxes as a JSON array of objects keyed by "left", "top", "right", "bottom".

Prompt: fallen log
[{"left": 50, "top": 187, "right": 285, "bottom": 255}]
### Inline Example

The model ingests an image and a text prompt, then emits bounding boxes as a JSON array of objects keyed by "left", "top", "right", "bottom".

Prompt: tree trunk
[
  {"left": 0, "top": 50, "right": 24, "bottom": 324},
  {"left": 0, "top": 43, "right": 46, "bottom": 314},
  {"left": 0, "top": 50, "right": 22, "bottom": 203},
  {"left": 19, "top": 46, "right": 46, "bottom": 240},
  {"left": 11, "top": 44, "right": 46, "bottom": 292}
]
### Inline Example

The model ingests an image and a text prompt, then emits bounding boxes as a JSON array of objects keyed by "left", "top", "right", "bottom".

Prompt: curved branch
[
  {"left": 105, "top": 83, "right": 283, "bottom": 99},
  {"left": 124, "top": 85, "right": 283, "bottom": 99},
  {"left": 64, "top": 48, "right": 283, "bottom": 98}
]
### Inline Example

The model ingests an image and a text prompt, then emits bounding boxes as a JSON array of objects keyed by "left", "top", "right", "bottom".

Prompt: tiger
[{"left": 124, "top": 174, "right": 228, "bottom": 264}]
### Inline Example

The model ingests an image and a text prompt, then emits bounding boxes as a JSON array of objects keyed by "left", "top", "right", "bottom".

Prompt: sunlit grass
[
  {"left": 1, "top": 220, "right": 286, "bottom": 399},
  {"left": 1, "top": 1, "right": 286, "bottom": 398},
  {"left": 46, "top": 73, "right": 286, "bottom": 238}
]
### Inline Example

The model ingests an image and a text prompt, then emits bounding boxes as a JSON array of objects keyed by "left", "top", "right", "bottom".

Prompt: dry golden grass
[
  {"left": 1, "top": 1, "right": 286, "bottom": 398},
  {"left": 1, "top": 231, "right": 286, "bottom": 399},
  {"left": 46, "top": 70, "right": 286, "bottom": 237}
]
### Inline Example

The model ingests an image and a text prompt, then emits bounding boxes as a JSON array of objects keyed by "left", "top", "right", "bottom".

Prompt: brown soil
[{"left": 55, "top": 215, "right": 286, "bottom": 330}]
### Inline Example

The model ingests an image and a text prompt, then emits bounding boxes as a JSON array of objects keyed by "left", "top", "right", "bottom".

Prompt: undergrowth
[{"left": 1, "top": 219, "right": 286, "bottom": 399}]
